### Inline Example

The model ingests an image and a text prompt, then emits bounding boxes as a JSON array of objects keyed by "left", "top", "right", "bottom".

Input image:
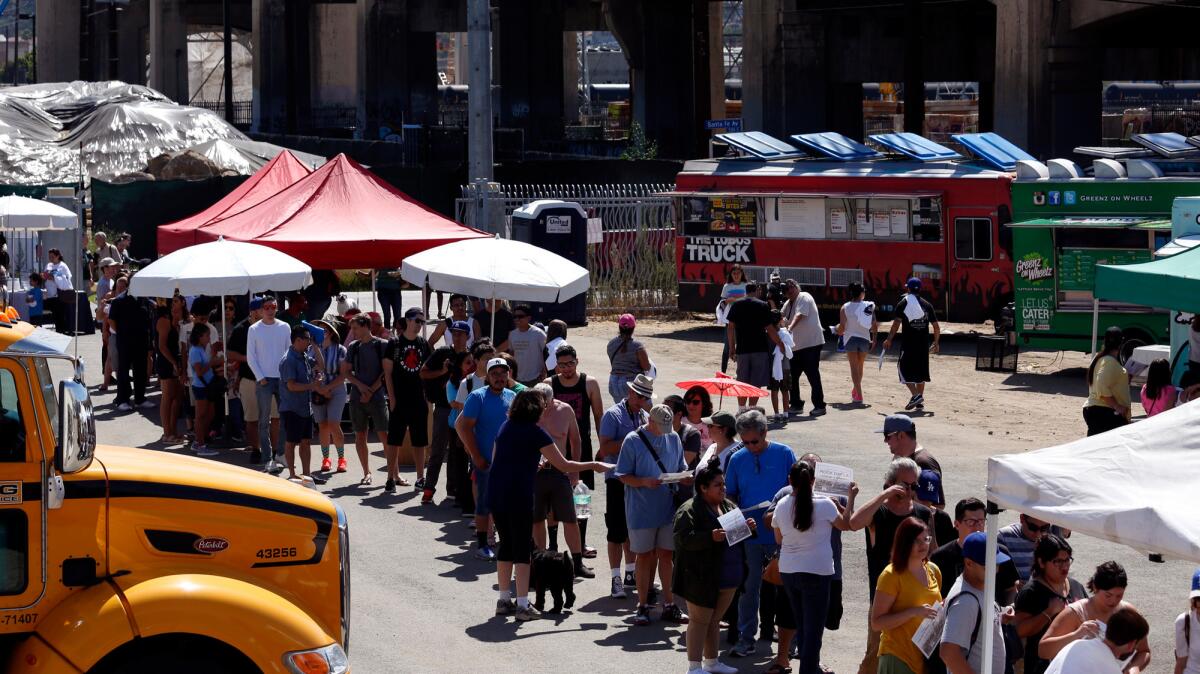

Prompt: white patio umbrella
[
  {"left": 400, "top": 234, "right": 589, "bottom": 337},
  {"left": 0, "top": 195, "right": 78, "bottom": 230}
]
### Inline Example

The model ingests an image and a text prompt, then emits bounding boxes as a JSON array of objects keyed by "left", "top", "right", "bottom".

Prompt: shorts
[
  {"left": 735, "top": 352, "right": 771, "bottom": 388},
  {"left": 608, "top": 374, "right": 636, "bottom": 405},
  {"left": 493, "top": 508, "right": 534, "bottom": 564},
  {"left": 628, "top": 524, "right": 674, "bottom": 554},
  {"left": 604, "top": 478, "right": 628, "bottom": 544},
  {"left": 238, "top": 377, "right": 278, "bottom": 423},
  {"left": 192, "top": 380, "right": 223, "bottom": 404},
  {"left": 769, "top": 359, "right": 790, "bottom": 392},
  {"left": 191, "top": 385, "right": 208, "bottom": 402},
  {"left": 281, "top": 410, "right": 314, "bottom": 444},
  {"left": 532, "top": 469, "right": 576, "bottom": 523},
  {"left": 474, "top": 469, "right": 492, "bottom": 517},
  {"left": 897, "top": 350, "right": 930, "bottom": 384},
  {"left": 387, "top": 403, "right": 429, "bottom": 446},
  {"left": 349, "top": 395, "right": 388, "bottom": 434},
  {"left": 844, "top": 336, "right": 872, "bottom": 353},
  {"left": 312, "top": 390, "right": 348, "bottom": 424},
  {"left": 154, "top": 355, "right": 176, "bottom": 380}
]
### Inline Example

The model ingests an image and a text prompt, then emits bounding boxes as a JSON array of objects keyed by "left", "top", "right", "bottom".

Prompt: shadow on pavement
[{"left": 464, "top": 616, "right": 609, "bottom": 643}]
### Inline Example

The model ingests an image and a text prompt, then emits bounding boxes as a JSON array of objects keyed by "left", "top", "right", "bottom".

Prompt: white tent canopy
[
  {"left": 399, "top": 235, "right": 590, "bottom": 303},
  {"left": 129, "top": 237, "right": 312, "bottom": 298},
  {"left": 0, "top": 195, "right": 78, "bottom": 230},
  {"left": 979, "top": 399, "right": 1200, "bottom": 673}
]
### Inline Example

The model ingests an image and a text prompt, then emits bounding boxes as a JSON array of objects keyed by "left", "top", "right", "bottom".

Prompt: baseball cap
[
  {"left": 907, "top": 277, "right": 922, "bottom": 291},
  {"left": 1191, "top": 568, "right": 1200, "bottom": 599},
  {"left": 404, "top": 307, "right": 425, "bottom": 320},
  {"left": 769, "top": 271, "right": 781, "bottom": 281},
  {"left": 649, "top": 404, "right": 673, "bottom": 429},
  {"left": 876, "top": 414, "right": 916, "bottom": 434},
  {"left": 962, "top": 531, "right": 1011, "bottom": 566},
  {"left": 248, "top": 296, "right": 265, "bottom": 311},
  {"left": 98, "top": 257, "right": 117, "bottom": 269},
  {"left": 915, "top": 469, "right": 943, "bottom": 505},
  {"left": 618, "top": 313, "right": 636, "bottom": 329},
  {"left": 449, "top": 320, "right": 471, "bottom": 334},
  {"left": 701, "top": 410, "right": 737, "bottom": 433},
  {"left": 486, "top": 357, "right": 510, "bottom": 372}
]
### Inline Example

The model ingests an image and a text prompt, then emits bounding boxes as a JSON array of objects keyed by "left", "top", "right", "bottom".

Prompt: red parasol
[{"left": 675, "top": 372, "right": 771, "bottom": 409}]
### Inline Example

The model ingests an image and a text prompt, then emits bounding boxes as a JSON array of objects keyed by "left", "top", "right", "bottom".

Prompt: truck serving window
[
  {"left": 955, "top": 218, "right": 993, "bottom": 261},
  {"left": 0, "top": 370, "right": 25, "bottom": 462},
  {"left": 0, "top": 510, "right": 27, "bottom": 595}
]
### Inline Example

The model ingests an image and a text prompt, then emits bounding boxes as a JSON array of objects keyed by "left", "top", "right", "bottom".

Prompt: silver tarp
[{"left": 0, "top": 81, "right": 245, "bottom": 185}]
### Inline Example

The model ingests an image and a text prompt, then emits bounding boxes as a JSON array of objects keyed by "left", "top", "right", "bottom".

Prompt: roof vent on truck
[
  {"left": 788, "top": 132, "right": 881, "bottom": 160},
  {"left": 951, "top": 132, "right": 1037, "bottom": 171},
  {"left": 1047, "top": 158, "right": 1084, "bottom": 179},
  {"left": 1125, "top": 159, "right": 1164, "bottom": 179},
  {"left": 713, "top": 132, "right": 806, "bottom": 160},
  {"left": 1014, "top": 160, "right": 1049, "bottom": 180},
  {"left": 1092, "top": 159, "right": 1127, "bottom": 180},
  {"left": 869, "top": 132, "right": 963, "bottom": 161},
  {"left": 1132, "top": 132, "right": 1199, "bottom": 158}
]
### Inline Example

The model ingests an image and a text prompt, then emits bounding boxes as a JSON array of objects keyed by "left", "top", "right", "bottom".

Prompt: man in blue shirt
[
  {"left": 615, "top": 403, "right": 690, "bottom": 626},
  {"left": 598, "top": 373, "right": 653, "bottom": 598},
  {"left": 456, "top": 357, "right": 517, "bottom": 561},
  {"left": 279, "top": 325, "right": 326, "bottom": 485},
  {"left": 724, "top": 409, "right": 796, "bottom": 657}
]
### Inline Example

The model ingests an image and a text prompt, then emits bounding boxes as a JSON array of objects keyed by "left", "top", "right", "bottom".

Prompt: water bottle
[{"left": 573, "top": 482, "right": 591, "bottom": 520}]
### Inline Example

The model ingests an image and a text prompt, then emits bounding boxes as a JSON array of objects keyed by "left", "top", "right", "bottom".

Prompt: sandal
[
  {"left": 359, "top": 475, "right": 373, "bottom": 485},
  {"left": 765, "top": 663, "right": 792, "bottom": 674},
  {"left": 395, "top": 476, "right": 411, "bottom": 487}
]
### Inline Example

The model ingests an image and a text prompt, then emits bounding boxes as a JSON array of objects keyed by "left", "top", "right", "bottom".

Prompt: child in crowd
[
  {"left": 25, "top": 273, "right": 46, "bottom": 325},
  {"left": 1140, "top": 358, "right": 1177, "bottom": 418},
  {"left": 769, "top": 309, "right": 794, "bottom": 423}
]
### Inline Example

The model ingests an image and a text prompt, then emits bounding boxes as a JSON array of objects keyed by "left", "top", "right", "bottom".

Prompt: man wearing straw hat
[{"left": 598, "top": 373, "right": 653, "bottom": 600}]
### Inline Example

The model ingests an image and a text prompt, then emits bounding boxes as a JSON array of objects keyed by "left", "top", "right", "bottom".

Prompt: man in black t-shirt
[
  {"left": 878, "top": 414, "right": 944, "bottom": 505},
  {"left": 227, "top": 299, "right": 265, "bottom": 460},
  {"left": 383, "top": 307, "right": 432, "bottom": 493},
  {"left": 726, "top": 282, "right": 781, "bottom": 407},
  {"left": 419, "top": 343, "right": 461, "bottom": 504},
  {"left": 883, "top": 278, "right": 940, "bottom": 411},
  {"left": 107, "top": 288, "right": 153, "bottom": 410},
  {"left": 930, "top": 497, "right": 1021, "bottom": 604},
  {"left": 847, "top": 457, "right": 935, "bottom": 674}
]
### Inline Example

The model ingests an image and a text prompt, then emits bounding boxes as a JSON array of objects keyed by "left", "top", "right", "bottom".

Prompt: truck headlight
[
  {"left": 283, "top": 643, "right": 349, "bottom": 674},
  {"left": 336, "top": 502, "right": 351, "bottom": 653}
]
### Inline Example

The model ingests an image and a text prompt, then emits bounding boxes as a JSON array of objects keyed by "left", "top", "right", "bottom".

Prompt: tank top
[
  {"left": 841, "top": 300, "right": 875, "bottom": 342},
  {"left": 551, "top": 373, "right": 592, "bottom": 436}
]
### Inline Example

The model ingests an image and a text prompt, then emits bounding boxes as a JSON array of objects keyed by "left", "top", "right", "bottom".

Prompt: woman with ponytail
[
  {"left": 1083, "top": 326, "right": 1130, "bottom": 436},
  {"left": 773, "top": 460, "right": 858, "bottom": 674}
]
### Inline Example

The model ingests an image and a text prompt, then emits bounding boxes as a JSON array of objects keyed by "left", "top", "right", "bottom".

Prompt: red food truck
[{"left": 671, "top": 131, "right": 1023, "bottom": 322}]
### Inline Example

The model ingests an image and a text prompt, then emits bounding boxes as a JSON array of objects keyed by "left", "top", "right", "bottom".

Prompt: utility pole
[
  {"left": 467, "top": 0, "right": 493, "bottom": 232},
  {"left": 223, "top": 0, "right": 233, "bottom": 122}
]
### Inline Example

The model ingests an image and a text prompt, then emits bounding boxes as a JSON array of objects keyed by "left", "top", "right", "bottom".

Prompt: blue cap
[
  {"left": 962, "top": 532, "right": 1011, "bottom": 566},
  {"left": 301, "top": 320, "right": 325, "bottom": 345},
  {"left": 876, "top": 413, "right": 916, "bottom": 434},
  {"left": 907, "top": 277, "right": 922, "bottom": 290},
  {"left": 248, "top": 296, "right": 264, "bottom": 310},
  {"left": 449, "top": 320, "right": 471, "bottom": 334},
  {"left": 915, "top": 469, "right": 943, "bottom": 505},
  {"left": 404, "top": 307, "right": 425, "bottom": 320},
  {"left": 1191, "top": 568, "right": 1200, "bottom": 599}
]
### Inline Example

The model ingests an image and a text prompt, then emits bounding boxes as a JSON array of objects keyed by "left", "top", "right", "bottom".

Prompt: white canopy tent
[
  {"left": 978, "top": 399, "right": 1200, "bottom": 673},
  {"left": 399, "top": 235, "right": 589, "bottom": 337},
  {"left": 0, "top": 196, "right": 80, "bottom": 287}
]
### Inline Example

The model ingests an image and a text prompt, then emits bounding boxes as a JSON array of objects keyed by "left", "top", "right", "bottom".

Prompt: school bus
[{"left": 0, "top": 318, "right": 350, "bottom": 673}]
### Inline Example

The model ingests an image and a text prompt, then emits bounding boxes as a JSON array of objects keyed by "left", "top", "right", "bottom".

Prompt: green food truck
[{"left": 1009, "top": 172, "right": 1200, "bottom": 354}]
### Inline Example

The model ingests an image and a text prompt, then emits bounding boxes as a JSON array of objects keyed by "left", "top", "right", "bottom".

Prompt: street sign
[{"left": 705, "top": 118, "right": 743, "bottom": 132}]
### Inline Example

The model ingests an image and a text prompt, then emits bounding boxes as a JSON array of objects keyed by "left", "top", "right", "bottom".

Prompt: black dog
[{"left": 530, "top": 549, "right": 576, "bottom": 613}]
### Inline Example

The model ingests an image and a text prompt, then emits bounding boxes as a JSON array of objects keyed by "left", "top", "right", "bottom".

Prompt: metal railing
[
  {"left": 190, "top": 100, "right": 253, "bottom": 126},
  {"left": 455, "top": 183, "right": 678, "bottom": 314}
]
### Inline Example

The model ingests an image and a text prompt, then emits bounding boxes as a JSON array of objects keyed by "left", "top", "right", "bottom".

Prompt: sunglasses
[
  {"left": 900, "top": 481, "right": 919, "bottom": 491},
  {"left": 1027, "top": 523, "right": 1052, "bottom": 533},
  {"left": 686, "top": 399, "right": 702, "bottom": 406}
]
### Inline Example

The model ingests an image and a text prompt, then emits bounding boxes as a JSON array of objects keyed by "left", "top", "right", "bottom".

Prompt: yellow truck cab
[{"left": 0, "top": 318, "right": 350, "bottom": 673}]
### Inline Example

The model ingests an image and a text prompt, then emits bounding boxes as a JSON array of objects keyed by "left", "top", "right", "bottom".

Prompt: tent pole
[
  {"left": 980, "top": 502, "right": 1001, "bottom": 674},
  {"left": 221, "top": 294, "right": 229, "bottom": 418},
  {"left": 372, "top": 270, "right": 377, "bottom": 313},
  {"left": 1090, "top": 297, "right": 1100, "bottom": 357},
  {"left": 422, "top": 281, "right": 430, "bottom": 340},
  {"left": 490, "top": 293, "right": 496, "bottom": 347}
]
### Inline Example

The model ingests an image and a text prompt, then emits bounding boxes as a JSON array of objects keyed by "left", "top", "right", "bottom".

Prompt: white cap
[{"left": 486, "top": 357, "right": 510, "bottom": 372}]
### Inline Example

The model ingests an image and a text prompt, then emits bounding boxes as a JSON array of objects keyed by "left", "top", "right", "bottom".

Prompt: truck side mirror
[{"left": 56, "top": 380, "right": 96, "bottom": 474}]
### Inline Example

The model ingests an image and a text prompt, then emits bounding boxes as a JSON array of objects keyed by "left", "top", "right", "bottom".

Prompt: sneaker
[
  {"left": 266, "top": 460, "right": 284, "bottom": 475},
  {"left": 475, "top": 545, "right": 496, "bottom": 561},
  {"left": 648, "top": 582, "right": 660, "bottom": 604},
  {"left": 904, "top": 395, "right": 919, "bottom": 411},
  {"left": 249, "top": 449, "right": 263, "bottom": 464},
  {"left": 138, "top": 400, "right": 156, "bottom": 409},
  {"left": 514, "top": 604, "right": 540, "bottom": 622},
  {"left": 703, "top": 660, "right": 738, "bottom": 674},
  {"left": 810, "top": 406, "right": 827, "bottom": 417},
  {"left": 610, "top": 576, "right": 627, "bottom": 599},
  {"left": 116, "top": 402, "right": 133, "bottom": 412},
  {"left": 728, "top": 642, "right": 756, "bottom": 658},
  {"left": 384, "top": 478, "right": 396, "bottom": 493},
  {"left": 336, "top": 458, "right": 348, "bottom": 473},
  {"left": 193, "top": 445, "right": 218, "bottom": 458},
  {"left": 414, "top": 477, "right": 426, "bottom": 490},
  {"left": 574, "top": 562, "right": 595, "bottom": 579},
  {"left": 850, "top": 389, "right": 863, "bottom": 403},
  {"left": 662, "top": 604, "right": 689, "bottom": 624},
  {"left": 582, "top": 545, "right": 597, "bottom": 558},
  {"left": 633, "top": 604, "right": 652, "bottom": 626},
  {"left": 321, "top": 457, "right": 332, "bottom": 472},
  {"left": 912, "top": 394, "right": 925, "bottom": 409},
  {"left": 623, "top": 571, "right": 636, "bottom": 587},
  {"left": 790, "top": 401, "right": 805, "bottom": 414},
  {"left": 495, "top": 598, "right": 517, "bottom": 616},
  {"left": 421, "top": 488, "right": 434, "bottom": 504}
]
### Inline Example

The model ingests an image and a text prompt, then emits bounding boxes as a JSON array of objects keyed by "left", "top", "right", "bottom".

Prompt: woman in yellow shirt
[
  {"left": 1083, "top": 327, "right": 1131, "bottom": 436},
  {"left": 871, "top": 516, "right": 942, "bottom": 674}
]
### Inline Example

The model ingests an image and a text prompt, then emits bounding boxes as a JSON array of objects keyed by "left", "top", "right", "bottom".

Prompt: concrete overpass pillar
[
  {"left": 357, "top": 0, "right": 437, "bottom": 140},
  {"left": 149, "top": 0, "right": 188, "bottom": 102},
  {"left": 497, "top": 0, "right": 565, "bottom": 147},
  {"left": 36, "top": 0, "right": 80, "bottom": 83},
  {"left": 994, "top": 0, "right": 1052, "bottom": 154},
  {"left": 253, "top": 0, "right": 288, "bottom": 132}
]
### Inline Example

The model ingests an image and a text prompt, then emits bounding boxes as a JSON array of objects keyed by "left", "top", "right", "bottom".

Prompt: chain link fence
[{"left": 455, "top": 184, "right": 677, "bottom": 315}]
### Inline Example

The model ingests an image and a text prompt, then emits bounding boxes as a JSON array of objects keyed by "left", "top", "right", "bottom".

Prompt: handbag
[
  {"left": 762, "top": 552, "right": 783, "bottom": 586},
  {"left": 636, "top": 429, "right": 688, "bottom": 508}
]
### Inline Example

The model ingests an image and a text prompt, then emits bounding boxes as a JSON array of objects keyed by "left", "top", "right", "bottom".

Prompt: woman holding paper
[
  {"left": 673, "top": 461, "right": 755, "bottom": 674},
  {"left": 773, "top": 461, "right": 857, "bottom": 674},
  {"left": 870, "top": 517, "right": 942, "bottom": 674}
]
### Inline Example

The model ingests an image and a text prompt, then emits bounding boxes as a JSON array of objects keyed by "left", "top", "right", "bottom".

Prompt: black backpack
[{"left": 924, "top": 590, "right": 982, "bottom": 674}]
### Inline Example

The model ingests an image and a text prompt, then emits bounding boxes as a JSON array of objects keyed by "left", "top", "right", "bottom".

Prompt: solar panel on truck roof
[
  {"left": 1132, "top": 132, "right": 1199, "bottom": 158},
  {"left": 869, "top": 132, "right": 962, "bottom": 161},
  {"left": 788, "top": 132, "right": 881, "bottom": 160},
  {"left": 714, "top": 132, "right": 805, "bottom": 160},
  {"left": 951, "top": 132, "right": 1036, "bottom": 170}
]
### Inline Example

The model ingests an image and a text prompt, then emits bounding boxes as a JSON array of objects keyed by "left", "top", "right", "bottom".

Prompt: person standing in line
[
  {"left": 383, "top": 307, "right": 433, "bottom": 492},
  {"left": 488, "top": 389, "right": 613, "bottom": 622},
  {"left": 456, "top": 357, "right": 518, "bottom": 561},
  {"left": 598, "top": 373, "right": 654, "bottom": 598},
  {"left": 452, "top": 340, "right": 496, "bottom": 514},
  {"left": 883, "top": 278, "right": 940, "bottom": 411},
  {"left": 227, "top": 298, "right": 266, "bottom": 461},
  {"left": 94, "top": 257, "right": 119, "bottom": 312},
  {"left": 695, "top": 410, "right": 740, "bottom": 473},
  {"left": 445, "top": 350, "right": 477, "bottom": 509},
  {"left": 766, "top": 271, "right": 787, "bottom": 311},
  {"left": 154, "top": 295, "right": 184, "bottom": 444},
  {"left": 370, "top": 268, "right": 404, "bottom": 329},
  {"left": 473, "top": 298, "right": 515, "bottom": 353},
  {"left": 310, "top": 319, "right": 348, "bottom": 474},
  {"left": 92, "top": 231, "right": 121, "bottom": 272},
  {"left": 997, "top": 514, "right": 1054, "bottom": 582},
  {"left": 616, "top": 403, "right": 691, "bottom": 627},
  {"left": 930, "top": 498, "right": 1020, "bottom": 604},
  {"left": 247, "top": 296, "right": 291, "bottom": 472},
  {"left": 1012, "top": 534, "right": 1088, "bottom": 674},
  {"left": 529, "top": 383, "right": 592, "bottom": 578},
  {"left": 768, "top": 309, "right": 795, "bottom": 424},
  {"left": 418, "top": 325, "right": 469, "bottom": 504},
  {"left": 1043, "top": 607, "right": 1149, "bottom": 674},
  {"left": 726, "top": 283, "right": 779, "bottom": 410},
  {"left": 543, "top": 320, "right": 569, "bottom": 376},
  {"left": 1083, "top": 326, "right": 1131, "bottom": 436},
  {"left": 508, "top": 304, "right": 547, "bottom": 388},
  {"left": 278, "top": 325, "right": 325, "bottom": 484},
  {"left": 664, "top": 394, "right": 703, "bottom": 469},
  {"left": 681, "top": 386, "right": 713, "bottom": 449},
  {"left": 938, "top": 532, "right": 1012, "bottom": 674},
  {"left": 870, "top": 517, "right": 942, "bottom": 674},
  {"left": 428, "top": 295, "right": 475, "bottom": 348},
  {"left": 878, "top": 415, "right": 944, "bottom": 505},
  {"left": 24, "top": 273, "right": 46, "bottom": 326},
  {"left": 546, "top": 343, "right": 604, "bottom": 558},
  {"left": 607, "top": 313, "right": 651, "bottom": 404},
  {"left": 1038, "top": 562, "right": 1150, "bottom": 671},
  {"left": 107, "top": 276, "right": 154, "bottom": 412},
  {"left": 1174, "top": 568, "right": 1200, "bottom": 674},
  {"left": 718, "top": 264, "right": 749, "bottom": 374},
  {"left": 43, "top": 248, "right": 75, "bottom": 334},
  {"left": 187, "top": 323, "right": 223, "bottom": 458},
  {"left": 836, "top": 282, "right": 877, "bottom": 405},
  {"left": 343, "top": 314, "right": 390, "bottom": 485},
  {"left": 782, "top": 278, "right": 827, "bottom": 417}
]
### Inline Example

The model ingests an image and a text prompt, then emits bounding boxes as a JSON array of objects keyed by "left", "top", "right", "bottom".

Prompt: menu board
[
  {"left": 705, "top": 196, "right": 758, "bottom": 235},
  {"left": 766, "top": 197, "right": 825, "bottom": 239},
  {"left": 1057, "top": 248, "right": 1150, "bottom": 292}
]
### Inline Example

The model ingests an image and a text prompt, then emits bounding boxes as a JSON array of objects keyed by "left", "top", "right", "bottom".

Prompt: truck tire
[{"left": 90, "top": 635, "right": 259, "bottom": 674}]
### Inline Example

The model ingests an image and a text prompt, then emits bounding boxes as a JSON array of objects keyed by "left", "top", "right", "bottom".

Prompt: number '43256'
[{"left": 255, "top": 547, "right": 297, "bottom": 559}]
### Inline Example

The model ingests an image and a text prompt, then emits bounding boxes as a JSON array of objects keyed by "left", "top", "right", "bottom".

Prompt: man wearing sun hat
[
  {"left": 883, "top": 277, "right": 940, "bottom": 411},
  {"left": 598, "top": 372, "right": 654, "bottom": 599}
]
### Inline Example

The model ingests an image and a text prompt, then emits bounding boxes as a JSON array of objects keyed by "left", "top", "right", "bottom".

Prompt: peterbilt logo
[{"left": 194, "top": 537, "right": 230, "bottom": 554}]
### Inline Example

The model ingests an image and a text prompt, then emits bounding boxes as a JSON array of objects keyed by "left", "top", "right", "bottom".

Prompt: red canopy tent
[
  {"left": 163, "top": 153, "right": 488, "bottom": 269},
  {"left": 157, "top": 150, "right": 313, "bottom": 254}
]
